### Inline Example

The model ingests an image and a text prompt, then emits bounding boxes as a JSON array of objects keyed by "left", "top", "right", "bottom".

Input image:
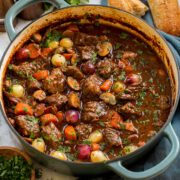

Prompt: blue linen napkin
[{"left": 78, "top": 0, "right": 180, "bottom": 179}]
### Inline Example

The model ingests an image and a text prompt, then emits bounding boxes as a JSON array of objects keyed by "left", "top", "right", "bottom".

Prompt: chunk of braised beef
[
  {"left": 75, "top": 123, "right": 92, "bottom": 141},
  {"left": 27, "top": 79, "right": 41, "bottom": 92},
  {"left": 97, "top": 58, "right": 117, "bottom": 78},
  {"left": 43, "top": 68, "right": 66, "bottom": 94},
  {"left": 82, "top": 74, "right": 103, "bottom": 100},
  {"left": 104, "top": 128, "right": 122, "bottom": 147},
  {"left": 15, "top": 115, "right": 40, "bottom": 137},
  {"left": 65, "top": 66, "right": 84, "bottom": 80},
  {"left": 116, "top": 93, "right": 137, "bottom": 101},
  {"left": 74, "top": 32, "right": 99, "bottom": 46},
  {"left": 34, "top": 103, "right": 45, "bottom": 117},
  {"left": 4, "top": 91, "right": 21, "bottom": 105},
  {"left": 157, "top": 95, "right": 170, "bottom": 110},
  {"left": 45, "top": 94, "right": 68, "bottom": 108},
  {"left": 77, "top": 46, "right": 96, "bottom": 61},
  {"left": 41, "top": 122, "right": 62, "bottom": 149},
  {"left": 82, "top": 101, "right": 107, "bottom": 122},
  {"left": 11, "top": 58, "right": 44, "bottom": 77},
  {"left": 119, "top": 102, "right": 141, "bottom": 117}
]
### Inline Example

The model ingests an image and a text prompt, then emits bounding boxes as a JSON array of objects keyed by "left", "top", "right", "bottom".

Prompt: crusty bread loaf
[
  {"left": 147, "top": 0, "right": 180, "bottom": 36},
  {"left": 108, "top": 0, "right": 149, "bottom": 17}
]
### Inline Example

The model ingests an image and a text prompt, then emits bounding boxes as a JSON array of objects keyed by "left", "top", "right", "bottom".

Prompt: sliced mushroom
[
  {"left": 68, "top": 92, "right": 81, "bottom": 109},
  {"left": 100, "top": 93, "right": 116, "bottom": 105},
  {"left": 67, "top": 76, "right": 80, "bottom": 91}
]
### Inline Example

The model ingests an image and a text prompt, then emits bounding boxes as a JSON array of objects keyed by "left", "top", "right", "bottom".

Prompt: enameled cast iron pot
[{"left": 1, "top": 0, "right": 180, "bottom": 179}]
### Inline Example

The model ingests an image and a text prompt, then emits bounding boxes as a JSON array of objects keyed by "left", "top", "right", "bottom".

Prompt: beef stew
[{"left": 3, "top": 21, "right": 172, "bottom": 162}]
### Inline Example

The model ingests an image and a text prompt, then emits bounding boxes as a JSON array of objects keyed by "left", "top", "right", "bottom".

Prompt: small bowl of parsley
[{"left": 0, "top": 146, "right": 35, "bottom": 180}]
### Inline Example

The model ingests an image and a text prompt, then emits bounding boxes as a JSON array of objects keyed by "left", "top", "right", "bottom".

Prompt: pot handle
[
  {"left": 107, "top": 123, "right": 179, "bottom": 180},
  {"left": 5, "top": 0, "right": 69, "bottom": 41}
]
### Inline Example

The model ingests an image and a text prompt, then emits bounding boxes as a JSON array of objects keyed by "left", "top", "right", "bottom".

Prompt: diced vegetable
[
  {"left": 33, "top": 70, "right": 49, "bottom": 80},
  {"left": 32, "top": 138, "right": 45, "bottom": 152},
  {"left": 71, "top": 54, "right": 78, "bottom": 64},
  {"left": 64, "top": 125, "right": 77, "bottom": 140},
  {"left": 11, "top": 84, "right": 24, "bottom": 98},
  {"left": 41, "top": 48, "right": 53, "bottom": 57},
  {"left": 67, "top": 77, "right": 80, "bottom": 91},
  {"left": 60, "top": 38, "right": 73, "bottom": 48},
  {"left": 26, "top": 43, "right": 41, "bottom": 59},
  {"left": 113, "top": 81, "right": 125, "bottom": 93},
  {"left": 31, "top": 33, "right": 42, "bottom": 43},
  {"left": 100, "top": 93, "right": 116, "bottom": 105},
  {"left": 15, "top": 103, "right": 33, "bottom": 116},
  {"left": 51, "top": 54, "right": 66, "bottom": 66},
  {"left": 55, "top": 46, "right": 65, "bottom": 54},
  {"left": 50, "top": 151, "right": 67, "bottom": 160},
  {"left": 15, "top": 48, "right": 30, "bottom": 62},
  {"left": 65, "top": 110, "right": 79, "bottom": 124},
  {"left": 76, "top": 145, "right": 91, "bottom": 159},
  {"left": 90, "top": 150, "right": 108, "bottom": 162},
  {"left": 68, "top": 24, "right": 79, "bottom": 32},
  {"left": 91, "top": 143, "right": 100, "bottom": 151},
  {"left": 98, "top": 42, "right": 112, "bottom": 56},
  {"left": 82, "top": 63, "right": 96, "bottom": 75},
  {"left": 48, "top": 40, "right": 59, "bottom": 49},
  {"left": 110, "top": 111, "right": 124, "bottom": 128},
  {"left": 124, "top": 145, "right": 138, "bottom": 155},
  {"left": 138, "top": 141, "right": 145, "bottom": 147},
  {"left": 123, "top": 122, "right": 136, "bottom": 132},
  {"left": 63, "top": 53, "right": 73, "bottom": 61},
  {"left": 68, "top": 92, "right": 81, "bottom": 109},
  {"left": 125, "top": 66, "right": 134, "bottom": 73},
  {"left": 126, "top": 73, "right": 142, "bottom": 86},
  {"left": 89, "top": 131, "right": 103, "bottom": 143},
  {"left": 40, "top": 113, "right": 58, "bottom": 125},
  {"left": 56, "top": 112, "right": 64, "bottom": 124},
  {"left": 100, "top": 79, "right": 112, "bottom": 91}
]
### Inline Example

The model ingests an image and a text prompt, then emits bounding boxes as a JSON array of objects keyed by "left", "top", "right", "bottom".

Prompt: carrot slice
[
  {"left": 110, "top": 111, "right": 124, "bottom": 128},
  {"left": 123, "top": 122, "right": 136, "bottom": 132},
  {"left": 98, "top": 42, "right": 112, "bottom": 56},
  {"left": 91, "top": 143, "right": 100, "bottom": 151},
  {"left": 56, "top": 112, "right": 64, "bottom": 124},
  {"left": 138, "top": 141, "right": 145, "bottom": 147},
  {"left": 100, "top": 79, "right": 112, "bottom": 91},
  {"left": 64, "top": 125, "right": 77, "bottom": 140},
  {"left": 67, "top": 24, "right": 79, "bottom": 32},
  {"left": 41, "top": 48, "right": 53, "bottom": 57},
  {"left": 26, "top": 43, "right": 41, "bottom": 59},
  {"left": 40, "top": 113, "right": 58, "bottom": 125},
  {"left": 33, "top": 70, "right": 49, "bottom": 80},
  {"left": 15, "top": 103, "right": 33, "bottom": 116},
  {"left": 125, "top": 66, "right": 134, "bottom": 73},
  {"left": 63, "top": 53, "right": 73, "bottom": 61}
]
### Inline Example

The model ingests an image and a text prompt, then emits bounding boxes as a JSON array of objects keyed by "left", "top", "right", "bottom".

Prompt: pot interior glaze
[{"left": 0, "top": 5, "right": 179, "bottom": 176}]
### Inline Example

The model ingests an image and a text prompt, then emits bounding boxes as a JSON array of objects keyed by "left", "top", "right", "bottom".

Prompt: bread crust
[
  {"left": 147, "top": 0, "right": 180, "bottom": 36},
  {"left": 108, "top": 0, "right": 149, "bottom": 17}
]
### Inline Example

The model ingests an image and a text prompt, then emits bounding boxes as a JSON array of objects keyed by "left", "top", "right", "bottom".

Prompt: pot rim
[{"left": 1, "top": 4, "right": 180, "bottom": 165}]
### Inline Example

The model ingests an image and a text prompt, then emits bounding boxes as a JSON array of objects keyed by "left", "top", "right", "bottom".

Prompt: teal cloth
[{"left": 78, "top": 1, "right": 180, "bottom": 179}]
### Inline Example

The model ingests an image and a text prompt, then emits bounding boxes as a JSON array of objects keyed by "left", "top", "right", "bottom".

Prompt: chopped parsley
[
  {"left": 0, "top": 155, "right": 33, "bottom": 180},
  {"left": 119, "top": 32, "right": 128, "bottom": 39},
  {"left": 116, "top": 52, "right": 122, "bottom": 59},
  {"left": 92, "top": 52, "right": 97, "bottom": 62},
  {"left": 118, "top": 71, "right": 125, "bottom": 80},
  {"left": 115, "top": 43, "right": 121, "bottom": 50}
]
